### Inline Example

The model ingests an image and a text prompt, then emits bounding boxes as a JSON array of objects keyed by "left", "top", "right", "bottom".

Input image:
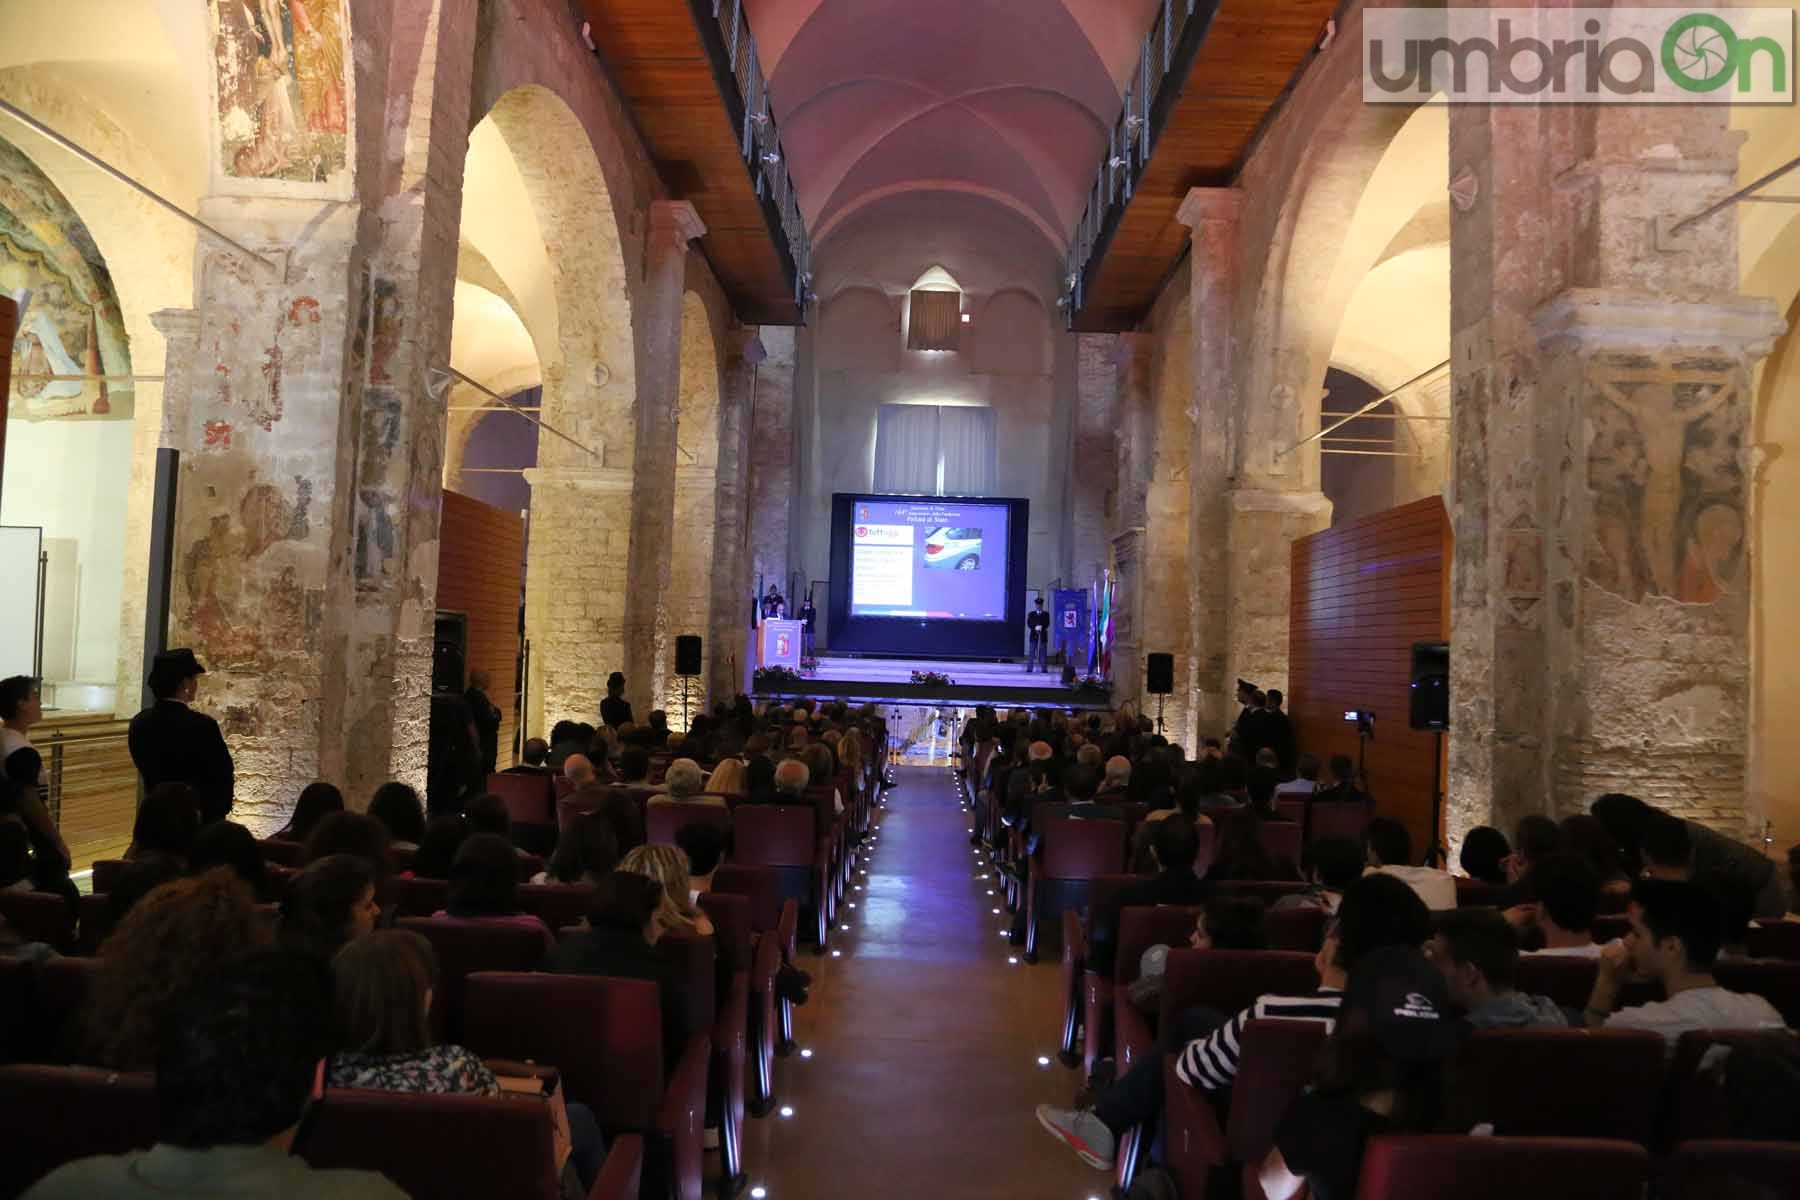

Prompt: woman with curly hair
[
  {"left": 618, "top": 843, "right": 714, "bottom": 936},
  {"left": 83, "top": 866, "right": 269, "bottom": 1070}
]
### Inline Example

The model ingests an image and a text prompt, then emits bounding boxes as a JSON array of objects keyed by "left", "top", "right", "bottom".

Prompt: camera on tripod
[{"left": 1342, "top": 708, "right": 1375, "bottom": 738}]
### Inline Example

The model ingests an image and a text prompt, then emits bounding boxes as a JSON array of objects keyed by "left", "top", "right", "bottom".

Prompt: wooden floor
[{"left": 740, "top": 765, "right": 1104, "bottom": 1199}]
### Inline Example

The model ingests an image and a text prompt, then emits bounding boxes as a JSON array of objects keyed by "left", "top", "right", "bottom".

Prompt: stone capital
[
  {"left": 1532, "top": 288, "right": 1786, "bottom": 358},
  {"left": 522, "top": 465, "right": 632, "bottom": 493},
  {"left": 150, "top": 307, "right": 201, "bottom": 341},
  {"left": 1226, "top": 488, "right": 1333, "bottom": 518},
  {"left": 1176, "top": 187, "right": 1243, "bottom": 231},
  {"left": 649, "top": 199, "right": 708, "bottom": 252}
]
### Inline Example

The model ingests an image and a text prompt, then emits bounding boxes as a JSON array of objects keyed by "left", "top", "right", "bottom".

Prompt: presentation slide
[{"left": 848, "top": 498, "right": 1010, "bottom": 620}]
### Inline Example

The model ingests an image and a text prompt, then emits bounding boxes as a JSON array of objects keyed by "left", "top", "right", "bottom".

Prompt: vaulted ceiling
[{"left": 745, "top": 0, "right": 1161, "bottom": 293}]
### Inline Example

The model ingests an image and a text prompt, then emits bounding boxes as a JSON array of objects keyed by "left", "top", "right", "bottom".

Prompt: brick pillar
[
  {"left": 1448, "top": 93, "right": 1784, "bottom": 844},
  {"left": 625, "top": 200, "right": 706, "bottom": 720},
  {"left": 1179, "top": 187, "right": 1242, "bottom": 739},
  {"left": 746, "top": 327, "right": 796, "bottom": 602}
]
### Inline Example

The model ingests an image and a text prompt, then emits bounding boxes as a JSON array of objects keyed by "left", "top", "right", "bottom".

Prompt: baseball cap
[{"left": 1341, "top": 945, "right": 1468, "bottom": 1063}]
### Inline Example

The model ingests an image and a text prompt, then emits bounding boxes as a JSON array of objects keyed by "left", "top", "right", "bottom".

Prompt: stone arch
[
  {"left": 655, "top": 291, "right": 724, "bottom": 727},
  {"left": 460, "top": 82, "right": 638, "bottom": 738}
]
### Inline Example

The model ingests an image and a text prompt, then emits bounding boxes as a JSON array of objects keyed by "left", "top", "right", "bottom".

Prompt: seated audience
[
  {"left": 1274, "top": 754, "right": 1321, "bottom": 800},
  {"left": 1365, "top": 817, "right": 1455, "bottom": 910},
  {"left": 1037, "top": 873, "right": 1431, "bottom": 1171},
  {"left": 546, "top": 871, "right": 693, "bottom": 1068},
  {"left": 705, "top": 757, "right": 748, "bottom": 796},
  {"left": 464, "top": 792, "right": 513, "bottom": 841},
  {"left": 280, "top": 854, "right": 381, "bottom": 960},
  {"left": 1506, "top": 813, "right": 1563, "bottom": 884},
  {"left": 366, "top": 782, "right": 425, "bottom": 850},
  {"left": 1275, "top": 835, "right": 1365, "bottom": 915},
  {"left": 1584, "top": 878, "right": 1783, "bottom": 1046},
  {"left": 505, "top": 737, "right": 555, "bottom": 775},
  {"left": 188, "top": 821, "right": 270, "bottom": 899},
  {"left": 1094, "top": 816, "right": 1210, "bottom": 976},
  {"left": 801, "top": 745, "right": 842, "bottom": 814},
  {"left": 1556, "top": 812, "right": 1632, "bottom": 896},
  {"left": 1458, "top": 825, "right": 1511, "bottom": 886},
  {"left": 1430, "top": 908, "right": 1566, "bottom": 1027},
  {"left": 1207, "top": 807, "right": 1297, "bottom": 882},
  {"left": 436, "top": 832, "right": 555, "bottom": 953},
  {"left": 563, "top": 753, "right": 598, "bottom": 790},
  {"left": 651, "top": 758, "right": 720, "bottom": 807},
  {"left": 303, "top": 811, "right": 392, "bottom": 881},
  {"left": 536, "top": 811, "right": 620, "bottom": 886},
  {"left": 1518, "top": 853, "right": 1604, "bottom": 956},
  {"left": 411, "top": 813, "right": 469, "bottom": 880},
  {"left": 27, "top": 950, "right": 405, "bottom": 1199},
  {"left": 1065, "top": 765, "right": 1124, "bottom": 821},
  {"left": 676, "top": 823, "right": 726, "bottom": 898},
  {"left": 620, "top": 843, "right": 715, "bottom": 936},
  {"left": 272, "top": 780, "right": 345, "bottom": 843},
  {"left": 1258, "top": 945, "right": 1465, "bottom": 1200},
  {"left": 127, "top": 782, "right": 203, "bottom": 867},
  {"left": 1593, "top": 792, "right": 1786, "bottom": 918},
  {"left": 1097, "top": 755, "right": 1131, "bottom": 802},
  {"left": 1247, "top": 765, "right": 1281, "bottom": 817},
  {"left": 616, "top": 745, "right": 653, "bottom": 786},
  {"left": 1311, "top": 754, "right": 1371, "bottom": 808},
  {"left": 84, "top": 868, "right": 270, "bottom": 1071},
  {"left": 104, "top": 857, "right": 187, "bottom": 927},
  {"left": 772, "top": 758, "right": 810, "bottom": 801}
]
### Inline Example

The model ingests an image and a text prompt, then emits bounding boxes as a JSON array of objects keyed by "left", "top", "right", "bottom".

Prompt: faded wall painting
[
  {"left": 1586, "top": 354, "right": 1747, "bottom": 605},
  {"left": 211, "top": 0, "right": 350, "bottom": 183},
  {"left": 0, "top": 136, "right": 132, "bottom": 421}
]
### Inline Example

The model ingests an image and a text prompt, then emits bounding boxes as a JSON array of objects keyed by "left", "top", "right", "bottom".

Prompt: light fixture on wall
[{"left": 960, "top": 313, "right": 971, "bottom": 324}]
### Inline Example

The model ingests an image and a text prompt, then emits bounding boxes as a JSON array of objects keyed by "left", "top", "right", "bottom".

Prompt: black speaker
[
  {"left": 1409, "top": 641, "right": 1449, "bottom": 731},
  {"left": 432, "top": 612, "right": 467, "bottom": 694},
  {"left": 675, "top": 635, "right": 703, "bottom": 677},
  {"left": 1145, "top": 652, "right": 1174, "bottom": 695}
]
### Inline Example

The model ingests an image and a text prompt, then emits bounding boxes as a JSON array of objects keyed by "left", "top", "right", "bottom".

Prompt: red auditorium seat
[
  {"left": 1084, "top": 903, "right": 1203, "bottom": 1078},
  {"left": 1664, "top": 1028, "right": 1800, "bottom": 1145},
  {"left": 1211, "top": 880, "right": 1309, "bottom": 904},
  {"left": 1714, "top": 958, "right": 1800, "bottom": 1026},
  {"left": 1119, "top": 949, "right": 1320, "bottom": 1075},
  {"left": 732, "top": 805, "right": 833, "bottom": 952},
  {"left": 1254, "top": 819, "right": 1302, "bottom": 872},
  {"left": 1662, "top": 1139, "right": 1800, "bottom": 1200},
  {"left": 646, "top": 800, "right": 733, "bottom": 847},
  {"left": 486, "top": 771, "right": 557, "bottom": 826},
  {"left": 1158, "top": 1017, "right": 1329, "bottom": 1199},
  {"left": 0, "top": 890, "right": 76, "bottom": 951},
  {"left": 1514, "top": 954, "right": 1660, "bottom": 1012},
  {"left": 1455, "top": 877, "right": 1512, "bottom": 907},
  {"left": 30, "top": 956, "right": 101, "bottom": 1064},
  {"left": 1446, "top": 1027, "right": 1667, "bottom": 1144},
  {"left": 385, "top": 844, "right": 415, "bottom": 874},
  {"left": 1023, "top": 817, "right": 1127, "bottom": 963},
  {"left": 257, "top": 838, "right": 307, "bottom": 867},
  {"left": 0, "top": 1064, "right": 157, "bottom": 1193},
  {"left": 1745, "top": 920, "right": 1800, "bottom": 960},
  {"left": 395, "top": 916, "right": 550, "bottom": 1042},
  {"left": 1263, "top": 904, "right": 1326, "bottom": 952},
  {"left": 516, "top": 883, "right": 596, "bottom": 931},
  {"left": 387, "top": 875, "right": 451, "bottom": 918},
  {"left": 74, "top": 893, "right": 114, "bottom": 953},
  {"left": 88, "top": 858, "right": 128, "bottom": 895},
  {"left": 463, "top": 973, "right": 709, "bottom": 1200},
  {"left": 554, "top": 774, "right": 575, "bottom": 800},
  {"left": 1058, "top": 873, "right": 1141, "bottom": 1071},
  {"left": 1356, "top": 1135, "right": 1648, "bottom": 1200},
  {"left": 698, "top": 894, "right": 756, "bottom": 1181},
  {"left": 710, "top": 862, "right": 801, "bottom": 1054}
]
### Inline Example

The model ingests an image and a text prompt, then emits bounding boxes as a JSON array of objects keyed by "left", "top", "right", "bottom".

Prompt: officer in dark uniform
[
  {"left": 799, "top": 593, "right": 818, "bottom": 659},
  {"left": 128, "top": 649, "right": 235, "bottom": 823},
  {"left": 1026, "top": 596, "right": 1051, "bottom": 672}
]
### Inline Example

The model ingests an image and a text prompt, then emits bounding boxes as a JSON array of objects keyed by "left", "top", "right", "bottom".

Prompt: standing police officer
[{"left": 128, "top": 649, "right": 235, "bottom": 823}]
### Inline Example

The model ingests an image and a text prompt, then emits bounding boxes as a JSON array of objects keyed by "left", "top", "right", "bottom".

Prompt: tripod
[
  {"left": 1423, "top": 728, "right": 1448, "bottom": 868},
  {"left": 1155, "top": 692, "right": 1166, "bottom": 735}
]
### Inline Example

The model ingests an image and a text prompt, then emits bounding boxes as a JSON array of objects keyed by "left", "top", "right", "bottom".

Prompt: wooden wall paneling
[
  {"left": 435, "top": 491, "right": 525, "bottom": 766},
  {"left": 1288, "top": 497, "right": 1450, "bottom": 862}
]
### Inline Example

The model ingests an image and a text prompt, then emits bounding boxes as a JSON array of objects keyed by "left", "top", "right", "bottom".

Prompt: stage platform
[{"left": 753, "top": 654, "right": 1113, "bottom": 711}]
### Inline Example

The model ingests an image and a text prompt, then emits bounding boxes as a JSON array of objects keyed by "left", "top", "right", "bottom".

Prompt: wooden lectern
[{"left": 758, "top": 619, "right": 803, "bottom": 668}]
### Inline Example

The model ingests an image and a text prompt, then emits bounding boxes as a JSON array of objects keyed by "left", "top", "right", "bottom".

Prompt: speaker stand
[
  {"left": 1423, "top": 728, "right": 1447, "bottom": 868},
  {"left": 1155, "top": 692, "right": 1165, "bottom": 735}
]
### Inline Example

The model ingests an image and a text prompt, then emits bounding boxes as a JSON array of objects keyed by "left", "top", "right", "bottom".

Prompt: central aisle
[{"left": 741, "top": 765, "right": 1103, "bottom": 1199}]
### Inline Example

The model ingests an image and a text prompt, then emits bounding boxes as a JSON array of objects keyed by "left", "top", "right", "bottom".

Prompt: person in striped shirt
[{"left": 1036, "top": 873, "right": 1432, "bottom": 1172}]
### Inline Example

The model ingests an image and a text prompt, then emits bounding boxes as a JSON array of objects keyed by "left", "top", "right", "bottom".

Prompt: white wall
[{"left": 1, "top": 418, "right": 133, "bottom": 686}]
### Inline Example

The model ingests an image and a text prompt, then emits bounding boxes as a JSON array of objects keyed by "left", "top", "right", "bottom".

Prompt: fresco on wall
[
  {"left": 211, "top": 0, "right": 350, "bottom": 183},
  {"left": 0, "top": 137, "right": 132, "bottom": 422}
]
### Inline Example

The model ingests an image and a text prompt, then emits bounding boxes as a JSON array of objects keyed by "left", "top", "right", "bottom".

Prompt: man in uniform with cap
[{"left": 128, "top": 649, "right": 235, "bottom": 823}]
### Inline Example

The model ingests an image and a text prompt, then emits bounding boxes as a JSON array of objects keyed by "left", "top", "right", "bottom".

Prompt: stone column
[
  {"left": 1068, "top": 333, "right": 1119, "bottom": 589},
  {"left": 708, "top": 333, "right": 762, "bottom": 703},
  {"left": 1448, "top": 96, "right": 1784, "bottom": 843},
  {"left": 1179, "top": 187, "right": 1242, "bottom": 739},
  {"left": 1110, "top": 333, "right": 1155, "bottom": 703},
  {"left": 1393, "top": 371, "right": 1452, "bottom": 507},
  {"left": 622, "top": 200, "right": 707, "bottom": 720},
  {"left": 745, "top": 326, "right": 796, "bottom": 602}
]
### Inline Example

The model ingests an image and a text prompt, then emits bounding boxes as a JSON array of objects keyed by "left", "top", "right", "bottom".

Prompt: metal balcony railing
[
  {"left": 707, "top": 0, "right": 812, "bottom": 308},
  {"left": 1063, "top": 0, "right": 1211, "bottom": 321}
]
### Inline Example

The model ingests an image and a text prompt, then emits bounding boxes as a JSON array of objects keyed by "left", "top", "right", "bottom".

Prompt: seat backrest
[
  {"left": 554, "top": 774, "right": 575, "bottom": 799},
  {"left": 1661, "top": 1138, "right": 1800, "bottom": 1200},
  {"left": 1448, "top": 1028, "right": 1667, "bottom": 1143},
  {"left": 75, "top": 893, "right": 115, "bottom": 956},
  {"left": 1306, "top": 800, "right": 1370, "bottom": 845},
  {"left": 89, "top": 859, "right": 129, "bottom": 895},
  {"left": 659, "top": 930, "right": 719, "bottom": 1038},
  {"left": 1714, "top": 958, "right": 1800, "bottom": 1026},
  {"left": 731, "top": 805, "right": 819, "bottom": 868},
  {"left": 1744, "top": 921, "right": 1800, "bottom": 961},
  {"left": 388, "top": 875, "right": 451, "bottom": 918},
  {"left": 1263, "top": 905, "right": 1327, "bottom": 953},
  {"left": 1040, "top": 818, "right": 1127, "bottom": 879},
  {"left": 486, "top": 772, "right": 556, "bottom": 826},
  {"left": 1455, "top": 878, "right": 1512, "bottom": 908},
  {"left": 710, "top": 864, "right": 782, "bottom": 932},
  {"left": 386, "top": 845, "right": 416, "bottom": 874},
  {"left": 395, "top": 917, "right": 551, "bottom": 1040},
  {"left": 1084, "top": 874, "right": 1149, "bottom": 943},
  {"left": 0, "top": 1064, "right": 157, "bottom": 1194},
  {"left": 1114, "top": 905, "right": 1203, "bottom": 986},
  {"left": 1513, "top": 954, "right": 1660, "bottom": 1012},
  {"left": 258, "top": 838, "right": 307, "bottom": 867},
  {"left": 1159, "top": 949, "right": 1321, "bottom": 1022},
  {"left": 516, "top": 883, "right": 596, "bottom": 932},
  {"left": 1357, "top": 1134, "right": 1648, "bottom": 1200},
  {"left": 1665, "top": 1028, "right": 1800, "bottom": 1144},
  {"left": 302, "top": 1085, "right": 561, "bottom": 1200},
  {"left": 0, "top": 890, "right": 75, "bottom": 949},
  {"left": 1255, "top": 820, "right": 1302, "bottom": 871},
  {"left": 1212, "top": 880, "right": 1309, "bottom": 904},
  {"left": 698, "top": 892, "right": 754, "bottom": 978},
  {"left": 463, "top": 972, "right": 663, "bottom": 1127},
  {"left": 34, "top": 956, "right": 102, "bottom": 1061},
  {"left": 646, "top": 801, "right": 733, "bottom": 847},
  {"left": 1274, "top": 798, "right": 1305, "bottom": 826},
  {"left": 1226, "top": 1018, "right": 1331, "bottom": 1162}
]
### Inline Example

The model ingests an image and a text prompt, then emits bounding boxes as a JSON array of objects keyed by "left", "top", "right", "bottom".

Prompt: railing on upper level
[
  {"left": 703, "top": 0, "right": 813, "bottom": 308},
  {"left": 1063, "top": 0, "right": 1214, "bottom": 322}
]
